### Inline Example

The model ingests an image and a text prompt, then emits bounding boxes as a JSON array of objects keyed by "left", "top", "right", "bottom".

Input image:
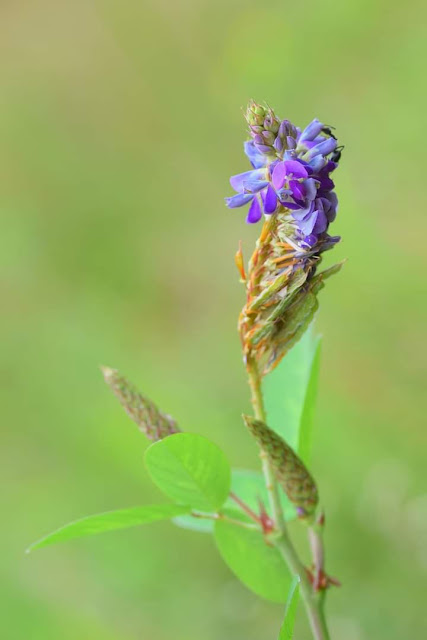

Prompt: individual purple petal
[
  {"left": 318, "top": 175, "right": 335, "bottom": 191},
  {"left": 244, "top": 141, "right": 267, "bottom": 169},
  {"left": 321, "top": 191, "right": 338, "bottom": 213},
  {"left": 308, "top": 156, "right": 326, "bottom": 172},
  {"left": 286, "top": 136, "right": 297, "bottom": 149},
  {"left": 230, "top": 169, "right": 265, "bottom": 192},
  {"left": 299, "top": 119, "right": 323, "bottom": 142},
  {"left": 304, "top": 178, "right": 318, "bottom": 201},
  {"left": 272, "top": 161, "right": 288, "bottom": 189},
  {"left": 306, "top": 137, "right": 337, "bottom": 159},
  {"left": 295, "top": 209, "right": 318, "bottom": 235},
  {"left": 283, "top": 160, "right": 308, "bottom": 179},
  {"left": 313, "top": 209, "right": 328, "bottom": 234},
  {"left": 264, "top": 184, "right": 278, "bottom": 214},
  {"left": 301, "top": 233, "right": 318, "bottom": 248},
  {"left": 291, "top": 202, "right": 315, "bottom": 220},
  {"left": 242, "top": 179, "right": 269, "bottom": 193},
  {"left": 226, "top": 193, "right": 254, "bottom": 208},
  {"left": 282, "top": 200, "right": 304, "bottom": 211},
  {"left": 246, "top": 197, "right": 262, "bottom": 223},
  {"left": 289, "top": 180, "right": 305, "bottom": 201}
]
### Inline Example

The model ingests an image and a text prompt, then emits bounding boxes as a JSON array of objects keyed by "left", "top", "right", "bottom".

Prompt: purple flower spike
[{"left": 226, "top": 103, "right": 342, "bottom": 250}]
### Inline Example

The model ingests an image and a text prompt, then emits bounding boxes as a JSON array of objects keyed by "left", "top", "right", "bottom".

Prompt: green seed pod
[
  {"left": 243, "top": 415, "right": 319, "bottom": 517},
  {"left": 101, "top": 367, "right": 179, "bottom": 441}
]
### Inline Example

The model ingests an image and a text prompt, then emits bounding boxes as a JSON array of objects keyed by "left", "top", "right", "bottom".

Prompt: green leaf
[
  {"left": 278, "top": 577, "right": 300, "bottom": 639},
  {"left": 298, "top": 338, "right": 321, "bottom": 464},
  {"left": 263, "top": 327, "right": 321, "bottom": 461},
  {"left": 27, "top": 504, "right": 191, "bottom": 552},
  {"left": 144, "top": 433, "right": 231, "bottom": 512},
  {"left": 214, "top": 520, "right": 291, "bottom": 603}
]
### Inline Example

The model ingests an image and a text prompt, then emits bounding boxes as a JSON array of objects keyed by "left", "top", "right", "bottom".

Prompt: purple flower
[{"left": 226, "top": 105, "right": 342, "bottom": 249}]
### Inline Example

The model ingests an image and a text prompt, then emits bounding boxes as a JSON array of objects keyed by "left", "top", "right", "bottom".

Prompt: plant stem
[
  {"left": 246, "top": 355, "right": 285, "bottom": 531},
  {"left": 274, "top": 532, "right": 330, "bottom": 640},
  {"left": 245, "top": 356, "right": 331, "bottom": 640}
]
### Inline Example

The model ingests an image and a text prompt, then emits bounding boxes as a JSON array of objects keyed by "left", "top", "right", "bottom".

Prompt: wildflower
[
  {"left": 226, "top": 103, "right": 341, "bottom": 250},
  {"left": 228, "top": 102, "right": 344, "bottom": 375}
]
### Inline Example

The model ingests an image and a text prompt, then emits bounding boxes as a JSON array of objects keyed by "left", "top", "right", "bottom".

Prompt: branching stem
[{"left": 245, "top": 355, "right": 331, "bottom": 640}]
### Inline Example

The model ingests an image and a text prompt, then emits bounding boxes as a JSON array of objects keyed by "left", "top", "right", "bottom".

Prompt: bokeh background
[{"left": 1, "top": 0, "right": 426, "bottom": 638}]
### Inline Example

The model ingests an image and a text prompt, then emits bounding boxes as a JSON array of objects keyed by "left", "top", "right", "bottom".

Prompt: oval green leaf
[
  {"left": 214, "top": 520, "right": 291, "bottom": 603},
  {"left": 144, "top": 433, "right": 231, "bottom": 512},
  {"left": 27, "top": 503, "right": 191, "bottom": 552}
]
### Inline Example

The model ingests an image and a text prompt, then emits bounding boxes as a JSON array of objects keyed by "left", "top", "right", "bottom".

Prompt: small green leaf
[
  {"left": 278, "top": 577, "right": 300, "bottom": 639},
  {"left": 144, "top": 433, "right": 231, "bottom": 512},
  {"left": 214, "top": 520, "right": 291, "bottom": 603},
  {"left": 263, "top": 327, "right": 321, "bottom": 460},
  {"left": 27, "top": 504, "right": 191, "bottom": 552}
]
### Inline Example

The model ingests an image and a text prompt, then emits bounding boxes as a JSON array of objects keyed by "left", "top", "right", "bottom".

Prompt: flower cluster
[
  {"left": 230, "top": 102, "right": 344, "bottom": 376},
  {"left": 226, "top": 101, "right": 342, "bottom": 251}
]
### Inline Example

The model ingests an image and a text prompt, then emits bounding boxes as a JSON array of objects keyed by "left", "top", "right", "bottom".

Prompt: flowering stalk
[
  {"left": 29, "top": 99, "right": 346, "bottom": 640},
  {"left": 227, "top": 101, "right": 344, "bottom": 640}
]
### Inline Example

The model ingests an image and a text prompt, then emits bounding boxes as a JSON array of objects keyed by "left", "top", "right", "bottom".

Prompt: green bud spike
[
  {"left": 245, "top": 101, "right": 281, "bottom": 157},
  {"left": 242, "top": 415, "right": 318, "bottom": 517},
  {"left": 101, "top": 367, "right": 179, "bottom": 441}
]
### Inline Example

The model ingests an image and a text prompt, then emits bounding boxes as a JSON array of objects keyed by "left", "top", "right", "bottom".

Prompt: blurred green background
[{"left": 1, "top": 0, "right": 426, "bottom": 638}]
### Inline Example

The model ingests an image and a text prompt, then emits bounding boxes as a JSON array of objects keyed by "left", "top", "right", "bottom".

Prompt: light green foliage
[
  {"left": 144, "top": 433, "right": 231, "bottom": 511},
  {"left": 278, "top": 577, "right": 300, "bottom": 639},
  {"left": 264, "top": 328, "right": 321, "bottom": 459},
  {"left": 27, "top": 504, "right": 191, "bottom": 552},
  {"left": 214, "top": 520, "right": 291, "bottom": 603},
  {"left": 3, "top": 2, "right": 425, "bottom": 637}
]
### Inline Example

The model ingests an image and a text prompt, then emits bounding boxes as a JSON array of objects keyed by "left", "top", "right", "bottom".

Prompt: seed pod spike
[
  {"left": 242, "top": 415, "right": 319, "bottom": 518},
  {"left": 101, "top": 366, "right": 179, "bottom": 441}
]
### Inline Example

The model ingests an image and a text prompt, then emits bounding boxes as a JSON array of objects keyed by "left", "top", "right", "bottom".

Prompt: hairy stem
[
  {"left": 246, "top": 355, "right": 285, "bottom": 531},
  {"left": 274, "top": 532, "right": 330, "bottom": 640},
  {"left": 246, "top": 356, "right": 331, "bottom": 640}
]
